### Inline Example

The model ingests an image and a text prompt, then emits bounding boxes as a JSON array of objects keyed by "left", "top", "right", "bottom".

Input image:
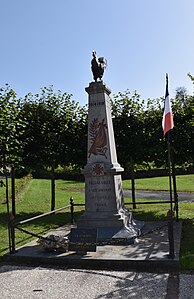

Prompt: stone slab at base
[
  {"left": 77, "top": 211, "right": 125, "bottom": 229},
  {"left": 3, "top": 221, "right": 182, "bottom": 273},
  {"left": 76, "top": 220, "right": 144, "bottom": 242}
]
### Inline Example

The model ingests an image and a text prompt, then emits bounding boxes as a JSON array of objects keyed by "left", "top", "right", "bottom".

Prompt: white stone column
[{"left": 77, "top": 82, "right": 128, "bottom": 230}]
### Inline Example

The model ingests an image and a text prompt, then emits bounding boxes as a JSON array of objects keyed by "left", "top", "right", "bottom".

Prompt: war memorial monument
[
  {"left": 71, "top": 52, "right": 143, "bottom": 246},
  {"left": 4, "top": 52, "right": 181, "bottom": 269}
]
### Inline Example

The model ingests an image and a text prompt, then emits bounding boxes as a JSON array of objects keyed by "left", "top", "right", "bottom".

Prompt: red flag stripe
[{"left": 163, "top": 111, "right": 174, "bottom": 136}]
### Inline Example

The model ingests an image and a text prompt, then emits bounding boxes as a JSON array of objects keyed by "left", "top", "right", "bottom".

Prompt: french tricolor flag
[{"left": 162, "top": 74, "right": 174, "bottom": 136}]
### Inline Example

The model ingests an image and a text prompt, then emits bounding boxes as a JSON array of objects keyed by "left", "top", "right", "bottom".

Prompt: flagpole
[
  {"left": 167, "top": 131, "right": 175, "bottom": 259},
  {"left": 163, "top": 73, "right": 175, "bottom": 259}
]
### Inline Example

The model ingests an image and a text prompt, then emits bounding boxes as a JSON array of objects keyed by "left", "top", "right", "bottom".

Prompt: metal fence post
[
  {"left": 5, "top": 174, "right": 12, "bottom": 253},
  {"left": 11, "top": 166, "right": 16, "bottom": 254},
  {"left": 70, "top": 197, "right": 74, "bottom": 224},
  {"left": 10, "top": 214, "right": 15, "bottom": 254}
]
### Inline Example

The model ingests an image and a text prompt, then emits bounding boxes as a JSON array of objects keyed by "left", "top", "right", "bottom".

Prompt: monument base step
[
  {"left": 77, "top": 211, "right": 125, "bottom": 229},
  {"left": 76, "top": 220, "right": 144, "bottom": 242},
  {"left": 96, "top": 227, "right": 136, "bottom": 242}
]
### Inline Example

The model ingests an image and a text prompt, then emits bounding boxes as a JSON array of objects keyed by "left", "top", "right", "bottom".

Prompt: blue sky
[{"left": 1, "top": 0, "right": 194, "bottom": 105}]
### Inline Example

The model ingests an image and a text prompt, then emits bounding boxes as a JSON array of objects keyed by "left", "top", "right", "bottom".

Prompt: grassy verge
[
  {"left": 0, "top": 175, "right": 194, "bottom": 270},
  {"left": 122, "top": 174, "right": 194, "bottom": 191}
]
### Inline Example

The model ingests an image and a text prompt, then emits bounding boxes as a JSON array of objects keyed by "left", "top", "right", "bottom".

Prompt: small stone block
[{"left": 68, "top": 228, "right": 97, "bottom": 252}]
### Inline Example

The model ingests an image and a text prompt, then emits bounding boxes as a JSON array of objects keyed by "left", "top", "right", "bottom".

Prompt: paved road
[
  {"left": 0, "top": 264, "right": 193, "bottom": 299},
  {"left": 123, "top": 190, "right": 194, "bottom": 202}
]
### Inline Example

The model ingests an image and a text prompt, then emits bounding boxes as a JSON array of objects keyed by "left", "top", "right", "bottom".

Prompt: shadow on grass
[
  {"left": 132, "top": 210, "right": 166, "bottom": 222},
  {"left": 0, "top": 210, "right": 84, "bottom": 227}
]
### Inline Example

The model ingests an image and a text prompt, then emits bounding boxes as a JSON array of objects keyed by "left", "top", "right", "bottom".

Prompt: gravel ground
[
  {"left": 1, "top": 265, "right": 193, "bottom": 299},
  {"left": 179, "top": 274, "right": 194, "bottom": 299}
]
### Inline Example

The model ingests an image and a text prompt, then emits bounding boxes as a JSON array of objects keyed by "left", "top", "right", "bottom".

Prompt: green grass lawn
[
  {"left": 0, "top": 174, "right": 194, "bottom": 270},
  {"left": 122, "top": 174, "right": 194, "bottom": 192}
]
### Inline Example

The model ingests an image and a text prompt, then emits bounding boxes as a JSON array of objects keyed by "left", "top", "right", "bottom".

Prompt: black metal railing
[
  {"left": 10, "top": 203, "right": 71, "bottom": 254},
  {"left": 69, "top": 197, "right": 178, "bottom": 225}
]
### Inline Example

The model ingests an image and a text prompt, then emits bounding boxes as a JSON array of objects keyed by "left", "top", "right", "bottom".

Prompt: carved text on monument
[
  {"left": 88, "top": 180, "right": 111, "bottom": 185},
  {"left": 89, "top": 101, "right": 105, "bottom": 107},
  {"left": 88, "top": 187, "right": 111, "bottom": 193},
  {"left": 87, "top": 177, "right": 113, "bottom": 205}
]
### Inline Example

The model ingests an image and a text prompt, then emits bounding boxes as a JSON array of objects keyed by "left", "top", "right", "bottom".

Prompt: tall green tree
[
  {"left": 65, "top": 104, "right": 87, "bottom": 169},
  {"left": 0, "top": 84, "right": 25, "bottom": 167},
  {"left": 172, "top": 81, "right": 194, "bottom": 167},
  {"left": 111, "top": 90, "right": 145, "bottom": 171},
  {"left": 143, "top": 97, "right": 166, "bottom": 168},
  {"left": 20, "top": 86, "right": 81, "bottom": 171}
]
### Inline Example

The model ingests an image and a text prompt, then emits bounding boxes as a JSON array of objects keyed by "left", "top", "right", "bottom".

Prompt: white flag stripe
[{"left": 162, "top": 74, "right": 174, "bottom": 136}]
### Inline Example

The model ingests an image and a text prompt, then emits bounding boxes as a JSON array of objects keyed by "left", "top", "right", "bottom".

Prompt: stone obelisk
[{"left": 77, "top": 52, "right": 141, "bottom": 241}]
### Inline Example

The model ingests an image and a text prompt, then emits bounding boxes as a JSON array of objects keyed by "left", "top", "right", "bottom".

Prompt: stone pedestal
[{"left": 77, "top": 82, "right": 142, "bottom": 240}]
